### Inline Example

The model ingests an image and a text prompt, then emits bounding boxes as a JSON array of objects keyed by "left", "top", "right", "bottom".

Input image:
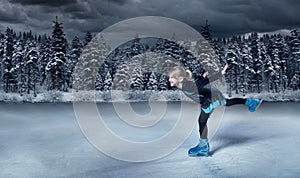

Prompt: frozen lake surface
[{"left": 0, "top": 102, "right": 300, "bottom": 178}]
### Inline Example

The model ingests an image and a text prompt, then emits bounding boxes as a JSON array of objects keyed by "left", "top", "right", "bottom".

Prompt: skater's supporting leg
[
  {"left": 188, "top": 110, "right": 211, "bottom": 156},
  {"left": 198, "top": 110, "right": 210, "bottom": 139}
]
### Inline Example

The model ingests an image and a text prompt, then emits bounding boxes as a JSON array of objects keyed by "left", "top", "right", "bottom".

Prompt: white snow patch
[{"left": 0, "top": 90, "right": 299, "bottom": 103}]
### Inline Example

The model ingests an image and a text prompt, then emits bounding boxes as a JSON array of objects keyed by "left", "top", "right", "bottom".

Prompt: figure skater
[{"left": 168, "top": 64, "right": 263, "bottom": 156}]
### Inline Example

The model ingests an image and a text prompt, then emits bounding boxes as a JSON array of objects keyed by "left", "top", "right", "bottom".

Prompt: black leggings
[{"left": 199, "top": 98, "right": 246, "bottom": 139}]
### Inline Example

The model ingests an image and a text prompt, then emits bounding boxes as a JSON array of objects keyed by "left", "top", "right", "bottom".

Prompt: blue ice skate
[
  {"left": 188, "top": 139, "right": 210, "bottom": 157},
  {"left": 245, "top": 98, "right": 263, "bottom": 112}
]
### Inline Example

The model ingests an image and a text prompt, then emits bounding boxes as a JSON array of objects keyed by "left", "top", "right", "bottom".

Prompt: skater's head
[{"left": 168, "top": 66, "right": 192, "bottom": 88}]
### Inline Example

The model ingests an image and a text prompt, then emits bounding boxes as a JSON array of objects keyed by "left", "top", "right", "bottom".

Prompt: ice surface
[{"left": 0, "top": 102, "right": 299, "bottom": 178}]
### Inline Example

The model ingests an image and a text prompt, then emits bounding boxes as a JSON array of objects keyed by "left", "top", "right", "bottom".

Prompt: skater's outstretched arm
[
  {"left": 221, "top": 64, "right": 229, "bottom": 75},
  {"left": 208, "top": 64, "right": 229, "bottom": 82},
  {"left": 197, "top": 64, "right": 229, "bottom": 86}
]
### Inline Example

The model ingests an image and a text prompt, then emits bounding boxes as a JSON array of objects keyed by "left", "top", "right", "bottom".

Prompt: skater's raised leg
[
  {"left": 225, "top": 98, "right": 246, "bottom": 106},
  {"left": 226, "top": 98, "right": 263, "bottom": 112}
]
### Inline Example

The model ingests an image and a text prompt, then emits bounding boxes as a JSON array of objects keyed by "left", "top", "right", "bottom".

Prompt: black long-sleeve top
[{"left": 180, "top": 72, "right": 226, "bottom": 113}]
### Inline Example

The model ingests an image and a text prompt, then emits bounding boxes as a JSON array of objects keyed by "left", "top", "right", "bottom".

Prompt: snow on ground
[
  {"left": 0, "top": 102, "right": 300, "bottom": 178},
  {"left": 0, "top": 90, "right": 299, "bottom": 103}
]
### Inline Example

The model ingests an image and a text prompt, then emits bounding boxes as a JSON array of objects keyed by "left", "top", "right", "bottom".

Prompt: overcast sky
[{"left": 0, "top": 0, "right": 299, "bottom": 40}]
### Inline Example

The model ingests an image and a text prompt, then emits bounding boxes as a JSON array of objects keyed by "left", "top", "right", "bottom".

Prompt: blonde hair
[{"left": 169, "top": 66, "right": 192, "bottom": 79}]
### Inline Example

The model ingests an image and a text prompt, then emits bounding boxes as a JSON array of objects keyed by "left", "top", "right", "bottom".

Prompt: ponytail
[{"left": 185, "top": 70, "right": 192, "bottom": 79}]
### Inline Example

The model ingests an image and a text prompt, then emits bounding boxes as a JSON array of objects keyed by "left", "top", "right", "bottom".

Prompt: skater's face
[{"left": 168, "top": 72, "right": 183, "bottom": 88}]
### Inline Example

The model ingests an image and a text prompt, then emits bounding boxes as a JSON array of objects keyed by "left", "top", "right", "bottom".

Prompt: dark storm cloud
[
  {"left": 103, "top": 0, "right": 130, "bottom": 5},
  {"left": 0, "top": 9, "right": 26, "bottom": 23},
  {"left": 0, "top": 1, "right": 27, "bottom": 23},
  {"left": 156, "top": 0, "right": 300, "bottom": 36},
  {"left": 9, "top": 0, "right": 77, "bottom": 7},
  {"left": 1, "top": 0, "right": 300, "bottom": 39}
]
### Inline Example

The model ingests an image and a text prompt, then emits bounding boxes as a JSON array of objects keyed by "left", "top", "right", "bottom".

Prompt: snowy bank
[{"left": 0, "top": 90, "right": 299, "bottom": 103}]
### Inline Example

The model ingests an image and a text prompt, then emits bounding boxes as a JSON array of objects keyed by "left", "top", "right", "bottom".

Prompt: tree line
[
  {"left": 211, "top": 30, "right": 300, "bottom": 95},
  {"left": 0, "top": 18, "right": 299, "bottom": 97}
]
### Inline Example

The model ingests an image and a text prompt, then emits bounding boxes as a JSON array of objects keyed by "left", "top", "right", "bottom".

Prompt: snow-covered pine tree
[
  {"left": 200, "top": 20, "right": 212, "bottom": 42},
  {"left": 76, "top": 47, "right": 94, "bottom": 90},
  {"left": 46, "top": 52, "right": 68, "bottom": 91},
  {"left": 289, "top": 29, "right": 300, "bottom": 90},
  {"left": 12, "top": 39, "right": 26, "bottom": 95},
  {"left": 158, "top": 74, "right": 169, "bottom": 90},
  {"left": 146, "top": 72, "right": 158, "bottom": 91},
  {"left": 240, "top": 41, "right": 252, "bottom": 95},
  {"left": 38, "top": 34, "right": 52, "bottom": 87},
  {"left": 77, "top": 35, "right": 110, "bottom": 91},
  {"left": 263, "top": 54, "right": 274, "bottom": 92},
  {"left": 274, "top": 34, "right": 289, "bottom": 91},
  {"left": 130, "top": 65, "right": 144, "bottom": 90},
  {"left": 2, "top": 27, "right": 15, "bottom": 93},
  {"left": 160, "top": 55, "right": 176, "bottom": 73},
  {"left": 131, "top": 34, "right": 144, "bottom": 56},
  {"left": 97, "top": 34, "right": 111, "bottom": 61},
  {"left": 46, "top": 17, "right": 68, "bottom": 91},
  {"left": 67, "top": 36, "right": 82, "bottom": 88},
  {"left": 105, "top": 47, "right": 121, "bottom": 76},
  {"left": 268, "top": 35, "right": 281, "bottom": 93},
  {"left": 224, "top": 41, "right": 240, "bottom": 96},
  {"left": 103, "top": 71, "right": 112, "bottom": 91},
  {"left": 166, "top": 40, "right": 182, "bottom": 62},
  {"left": 281, "top": 38, "right": 290, "bottom": 91},
  {"left": 233, "top": 37, "right": 243, "bottom": 95},
  {"left": 95, "top": 71, "right": 104, "bottom": 91},
  {"left": 258, "top": 36, "right": 272, "bottom": 92},
  {"left": 195, "top": 37, "right": 218, "bottom": 73},
  {"left": 84, "top": 31, "right": 92, "bottom": 46},
  {"left": 73, "top": 46, "right": 91, "bottom": 91},
  {"left": 265, "top": 35, "right": 276, "bottom": 92},
  {"left": 72, "top": 57, "right": 84, "bottom": 92},
  {"left": 249, "top": 32, "right": 263, "bottom": 93},
  {"left": 112, "top": 63, "right": 130, "bottom": 91},
  {"left": 25, "top": 48, "right": 39, "bottom": 96},
  {"left": 212, "top": 37, "right": 227, "bottom": 66}
]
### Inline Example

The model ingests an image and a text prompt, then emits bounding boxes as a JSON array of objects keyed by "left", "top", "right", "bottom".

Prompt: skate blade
[
  {"left": 254, "top": 99, "right": 263, "bottom": 111},
  {"left": 188, "top": 153, "right": 210, "bottom": 157}
]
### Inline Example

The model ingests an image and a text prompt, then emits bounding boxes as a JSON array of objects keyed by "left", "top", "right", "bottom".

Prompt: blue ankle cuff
[{"left": 199, "top": 138, "right": 208, "bottom": 146}]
